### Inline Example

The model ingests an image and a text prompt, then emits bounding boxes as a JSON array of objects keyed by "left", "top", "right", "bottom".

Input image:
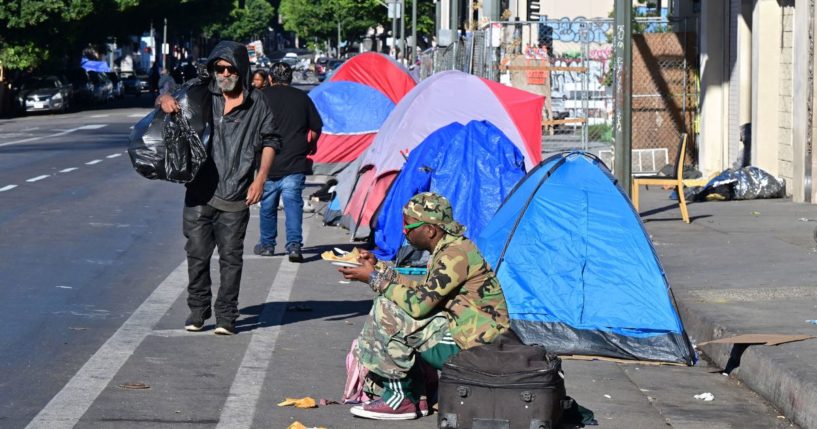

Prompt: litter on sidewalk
[
  {"left": 277, "top": 397, "right": 318, "bottom": 408},
  {"left": 698, "top": 334, "right": 816, "bottom": 347},
  {"left": 694, "top": 392, "right": 715, "bottom": 401}
]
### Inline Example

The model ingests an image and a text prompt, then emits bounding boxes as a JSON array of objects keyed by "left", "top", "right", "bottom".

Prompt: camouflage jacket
[{"left": 372, "top": 234, "right": 509, "bottom": 349}]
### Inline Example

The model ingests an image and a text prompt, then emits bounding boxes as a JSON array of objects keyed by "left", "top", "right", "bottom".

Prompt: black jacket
[
  {"left": 185, "top": 41, "right": 282, "bottom": 211},
  {"left": 262, "top": 85, "right": 323, "bottom": 179}
]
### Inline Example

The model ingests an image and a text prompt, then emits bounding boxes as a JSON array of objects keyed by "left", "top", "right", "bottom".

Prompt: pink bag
[{"left": 342, "top": 340, "right": 374, "bottom": 404}]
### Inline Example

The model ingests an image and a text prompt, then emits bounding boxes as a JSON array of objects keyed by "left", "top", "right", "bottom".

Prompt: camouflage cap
[{"left": 402, "top": 192, "right": 466, "bottom": 236}]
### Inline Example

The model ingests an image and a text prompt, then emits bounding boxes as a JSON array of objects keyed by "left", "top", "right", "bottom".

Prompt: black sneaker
[
  {"left": 288, "top": 247, "right": 304, "bottom": 263},
  {"left": 253, "top": 243, "right": 275, "bottom": 256},
  {"left": 214, "top": 321, "right": 236, "bottom": 336},
  {"left": 184, "top": 308, "right": 212, "bottom": 332}
]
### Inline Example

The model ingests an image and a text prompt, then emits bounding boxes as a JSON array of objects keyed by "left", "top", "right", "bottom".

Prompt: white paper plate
[{"left": 330, "top": 261, "right": 362, "bottom": 268}]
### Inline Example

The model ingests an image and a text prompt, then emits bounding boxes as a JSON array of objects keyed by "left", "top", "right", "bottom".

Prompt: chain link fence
[{"left": 417, "top": 16, "right": 699, "bottom": 175}]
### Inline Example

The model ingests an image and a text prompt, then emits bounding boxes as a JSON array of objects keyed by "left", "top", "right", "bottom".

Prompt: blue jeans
[{"left": 259, "top": 173, "right": 305, "bottom": 251}]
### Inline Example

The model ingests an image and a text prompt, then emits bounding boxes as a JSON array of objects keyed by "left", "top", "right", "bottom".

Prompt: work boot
[
  {"left": 288, "top": 247, "right": 304, "bottom": 263},
  {"left": 253, "top": 243, "right": 275, "bottom": 257}
]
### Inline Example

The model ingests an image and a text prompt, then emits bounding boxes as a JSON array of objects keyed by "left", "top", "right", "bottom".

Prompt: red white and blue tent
[
  {"left": 308, "top": 52, "right": 416, "bottom": 175},
  {"left": 334, "top": 70, "right": 545, "bottom": 240}
]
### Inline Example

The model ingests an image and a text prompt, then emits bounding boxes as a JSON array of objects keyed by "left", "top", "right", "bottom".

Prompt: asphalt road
[
  {"left": 0, "top": 96, "right": 188, "bottom": 426},
  {"left": 0, "top": 97, "right": 800, "bottom": 429}
]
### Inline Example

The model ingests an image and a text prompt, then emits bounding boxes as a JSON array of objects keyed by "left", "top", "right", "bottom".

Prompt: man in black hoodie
[{"left": 157, "top": 41, "right": 282, "bottom": 335}]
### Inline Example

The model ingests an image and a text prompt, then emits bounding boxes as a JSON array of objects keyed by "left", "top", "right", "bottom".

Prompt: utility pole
[
  {"left": 613, "top": 0, "right": 632, "bottom": 196},
  {"left": 411, "top": 0, "right": 417, "bottom": 63},
  {"left": 400, "top": 0, "right": 405, "bottom": 61},
  {"left": 162, "top": 18, "right": 168, "bottom": 69},
  {"left": 388, "top": 0, "right": 398, "bottom": 58}
]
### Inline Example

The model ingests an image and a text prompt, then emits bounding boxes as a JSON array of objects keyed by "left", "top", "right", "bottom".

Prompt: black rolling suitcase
[{"left": 438, "top": 331, "right": 570, "bottom": 429}]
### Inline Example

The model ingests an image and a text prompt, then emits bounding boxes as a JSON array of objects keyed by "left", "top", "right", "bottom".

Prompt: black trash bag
[
  {"left": 128, "top": 78, "right": 212, "bottom": 183},
  {"left": 677, "top": 166, "right": 787, "bottom": 202}
]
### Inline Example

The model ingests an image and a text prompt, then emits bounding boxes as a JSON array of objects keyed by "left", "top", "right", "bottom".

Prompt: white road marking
[
  {"left": 0, "top": 125, "right": 107, "bottom": 148},
  {"left": 106, "top": 153, "right": 122, "bottom": 159},
  {"left": 26, "top": 175, "right": 50, "bottom": 183},
  {"left": 89, "top": 114, "right": 109, "bottom": 118},
  {"left": 25, "top": 260, "right": 189, "bottom": 429},
  {"left": 59, "top": 168, "right": 78, "bottom": 173},
  {"left": 129, "top": 113, "right": 148, "bottom": 118},
  {"left": 216, "top": 224, "right": 312, "bottom": 429},
  {"left": 85, "top": 160, "right": 102, "bottom": 165},
  {"left": 56, "top": 286, "right": 73, "bottom": 289},
  {"left": 0, "top": 185, "right": 17, "bottom": 192}
]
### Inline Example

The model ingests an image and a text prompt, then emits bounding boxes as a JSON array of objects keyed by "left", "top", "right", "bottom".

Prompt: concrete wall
[
  {"left": 778, "top": 2, "right": 795, "bottom": 186},
  {"left": 750, "top": 0, "right": 782, "bottom": 175},
  {"left": 791, "top": 0, "right": 813, "bottom": 202},
  {"left": 698, "top": 0, "right": 730, "bottom": 176}
]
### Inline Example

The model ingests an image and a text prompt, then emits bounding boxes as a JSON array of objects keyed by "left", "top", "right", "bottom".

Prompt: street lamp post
[{"left": 162, "top": 18, "right": 168, "bottom": 69}]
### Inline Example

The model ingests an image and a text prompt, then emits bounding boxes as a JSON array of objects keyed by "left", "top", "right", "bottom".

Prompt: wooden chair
[{"left": 631, "top": 133, "right": 690, "bottom": 223}]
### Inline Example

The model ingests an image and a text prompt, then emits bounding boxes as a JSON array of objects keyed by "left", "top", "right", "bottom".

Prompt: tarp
[
  {"left": 308, "top": 52, "right": 416, "bottom": 175},
  {"left": 476, "top": 152, "right": 696, "bottom": 364},
  {"left": 81, "top": 59, "right": 111, "bottom": 73},
  {"left": 336, "top": 71, "right": 544, "bottom": 240},
  {"left": 373, "top": 120, "right": 526, "bottom": 260}
]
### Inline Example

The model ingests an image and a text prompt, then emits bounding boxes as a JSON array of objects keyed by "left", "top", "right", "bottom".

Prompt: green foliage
[
  {"left": 205, "top": 0, "right": 276, "bottom": 41},
  {"left": 0, "top": 43, "right": 48, "bottom": 71},
  {"left": 279, "top": 0, "right": 386, "bottom": 48},
  {"left": 588, "top": 123, "right": 613, "bottom": 143}
]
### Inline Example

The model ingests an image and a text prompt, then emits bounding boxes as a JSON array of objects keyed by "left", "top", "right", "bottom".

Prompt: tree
[
  {"left": 205, "top": 0, "right": 276, "bottom": 41},
  {"left": 279, "top": 0, "right": 383, "bottom": 52}
]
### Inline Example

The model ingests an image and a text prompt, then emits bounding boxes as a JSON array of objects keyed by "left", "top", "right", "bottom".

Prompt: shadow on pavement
[{"left": 236, "top": 299, "right": 372, "bottom": 332}]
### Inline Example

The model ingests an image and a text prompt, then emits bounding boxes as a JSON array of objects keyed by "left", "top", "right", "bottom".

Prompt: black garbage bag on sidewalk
[
  {"left": 676, "top": 166, "right": 787, "bottom": 202},
  {"left": 128, "top": 78, "right": 212, "bottom": 183}
]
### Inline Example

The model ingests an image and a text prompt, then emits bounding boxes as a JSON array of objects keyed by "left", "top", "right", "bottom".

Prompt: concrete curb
[{"left": 675, "top": 296, "right": 817, "bottom": 429}]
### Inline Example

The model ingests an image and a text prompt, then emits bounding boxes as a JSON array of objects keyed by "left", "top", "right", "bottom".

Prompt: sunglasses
[
  {"left": 213, "top": 64, "right": 238, "bottom": 75},
  {"left": 403, "top": 220, "right": 426, "bottom": 235}
]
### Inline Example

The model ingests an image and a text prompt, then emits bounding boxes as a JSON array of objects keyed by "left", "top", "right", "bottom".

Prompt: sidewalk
[
  {"left": 38, "top": 187, "right": 808, "bottom": 429},
  {"left": 638, "top": 188, "right": 817, "bottom": 429}
]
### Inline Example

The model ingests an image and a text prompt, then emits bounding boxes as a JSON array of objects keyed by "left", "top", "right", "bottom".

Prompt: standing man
[
  {"left": 338, "top": 192, "right": 509, "bottom": 420},
  {"left": 253, "top": 62, "right": 322, "bottom": 262},
  {"left": 156, "top": 41, "right": 282, "bottom": 335}
]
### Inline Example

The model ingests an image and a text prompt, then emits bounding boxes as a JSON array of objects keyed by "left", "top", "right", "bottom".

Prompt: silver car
[{"left": 18, "top": 76, "right": 72, "bottom": 113}]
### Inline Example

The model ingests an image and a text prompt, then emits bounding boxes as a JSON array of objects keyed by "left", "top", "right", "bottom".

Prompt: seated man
[{"left": 338, "top": 192, "right": 509, "bottom": 420}]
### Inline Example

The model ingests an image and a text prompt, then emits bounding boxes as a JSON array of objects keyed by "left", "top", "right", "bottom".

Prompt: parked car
[
  {"left": 17, "top": 76, "right": 72, "bottom": 114},
  {"left": 89, "top": 71, "right": 114, "bottom": 102},
  {"left": 121, "top": 72, "right": 149, "bottom": 96},
  {"left": 106, "top": 72, "right": 124, "bottom": 99},
  {"left": 64, "top": 68, "right": 96, "bottom": 106}
]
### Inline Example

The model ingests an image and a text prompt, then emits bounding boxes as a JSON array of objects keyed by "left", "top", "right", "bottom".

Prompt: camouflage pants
[{"left": 354, "top": 296, "right": 450, "bottom": 381}]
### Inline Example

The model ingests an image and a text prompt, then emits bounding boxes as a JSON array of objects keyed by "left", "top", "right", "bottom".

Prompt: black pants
[{"left": 183, "top": 204, "right": 250, "bottom": 324}]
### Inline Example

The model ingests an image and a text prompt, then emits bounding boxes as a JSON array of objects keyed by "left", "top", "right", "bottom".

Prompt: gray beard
[{"left": 216, "top": 75, "right": 239, "bottom": 92}]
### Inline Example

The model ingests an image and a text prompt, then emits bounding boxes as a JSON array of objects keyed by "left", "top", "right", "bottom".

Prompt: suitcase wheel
[{"left": 440, "top": 413, "right": 458, "bottom": 428}]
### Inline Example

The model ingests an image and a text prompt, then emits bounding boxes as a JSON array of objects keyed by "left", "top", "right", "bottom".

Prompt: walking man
[
  {"left": 338, "top": 192, "right": 509, "bottom": 420},
  {"left": 156, "top": 41, "right": 282, "bottom": 335},
  {"left": 253, "top": 62, "right": 323, "bottom": 262}
]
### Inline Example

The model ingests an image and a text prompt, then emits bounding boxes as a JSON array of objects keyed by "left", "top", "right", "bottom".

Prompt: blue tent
[
  {"left": 373, "top": 120, "right": 526, "bottom": 260},
  {"left": 476, "top": 152, "right": 695, "bottom": 364}
]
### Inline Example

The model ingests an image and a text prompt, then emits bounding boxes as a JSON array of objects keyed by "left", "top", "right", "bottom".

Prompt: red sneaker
[
  {"left": 350, "top": 398, "right": 420, "bottom": 420},
  {"left": 418, "top": 397, "right": 429, "bottom": 417}
]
